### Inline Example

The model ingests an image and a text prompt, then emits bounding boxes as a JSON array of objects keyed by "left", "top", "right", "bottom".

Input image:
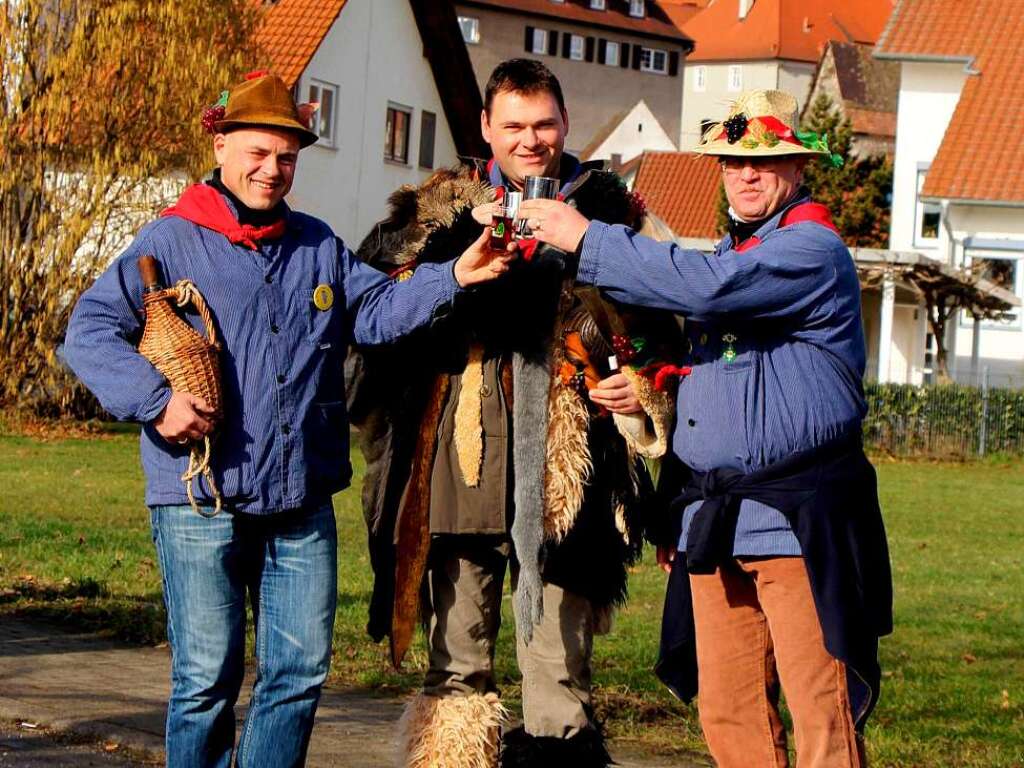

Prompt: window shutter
[
  {"left": 598, "top": 38, "right": 607, "bottom": 64},
  {"left": 525, "top": 26, "right": 534, "bottom": 52},
  {"left": 562, "top": 33, "right": 571, "bottom": 58},
  {"left": 632, "top": 44, "right": 642, "bottom": 69},
  {"left": 669, "top": 50, "right": 680, "bottom": 76},
  {"left": 620, "top": 43, "right": 630, "bottom": 68},
  {"left": 585, "top": 36, "right": 595, "bottom": 62},
  {"left": 548, "top": 30, "right": 559, "bottom": 56}
]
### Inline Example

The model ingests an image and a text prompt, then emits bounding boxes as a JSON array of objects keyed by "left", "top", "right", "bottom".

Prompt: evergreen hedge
[{"left": 863, "top": 381, "right": 1024, "bottom": 457}]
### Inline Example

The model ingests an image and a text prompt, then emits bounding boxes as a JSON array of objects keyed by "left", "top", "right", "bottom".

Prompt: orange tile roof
[
  {"left": 255, "top": 0, "right": 348, "bottom": 88},
  {"left": 876, "top": 0, "right": 1024, "bottom": 203},
  {"left": 460, "top": 0, "right": 693, "bottom": 42},
  {"left": 633, "top": 152, "right": 722, "bottom": 238},
  {"left": 683, "top": 0, "right": 894, "bottom": 62}
]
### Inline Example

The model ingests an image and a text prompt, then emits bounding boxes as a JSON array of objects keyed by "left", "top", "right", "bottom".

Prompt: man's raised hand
[
  {"left": 516, "top": 198, "right": 591, "bottom": 253},
  {"left": 453, "top": 227, "right": 517, "bottom": 287}
]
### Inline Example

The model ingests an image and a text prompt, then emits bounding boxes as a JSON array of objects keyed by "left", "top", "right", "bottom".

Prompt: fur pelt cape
[{"left": 345, "top": 160, "right": 679, "bottom": 654}]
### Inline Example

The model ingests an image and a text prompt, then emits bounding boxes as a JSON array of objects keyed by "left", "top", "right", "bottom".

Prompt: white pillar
[
  {"left": 971, "top": 314, "right": 982, "bottom": 380},
  {"left": 877, "top": 275, "right": 895, "bottom": 383}
]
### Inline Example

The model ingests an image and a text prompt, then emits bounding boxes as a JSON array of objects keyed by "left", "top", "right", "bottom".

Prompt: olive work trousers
[{"left": 421, "top": 536, "right": 596, "bottom": 738}]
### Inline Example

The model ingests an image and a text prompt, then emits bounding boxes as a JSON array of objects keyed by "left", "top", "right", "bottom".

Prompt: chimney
[{"left": 739, "top": 0, "right": 754, "bottom": 20}]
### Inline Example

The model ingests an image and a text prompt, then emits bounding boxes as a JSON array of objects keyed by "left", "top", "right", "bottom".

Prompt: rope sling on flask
[{"left": 136, "top": 255, "right": 224, "bottom": 516}]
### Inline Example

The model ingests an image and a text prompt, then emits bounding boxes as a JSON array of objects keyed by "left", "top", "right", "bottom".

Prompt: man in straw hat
[
  {"left": 65, "top": 71, "right": 512, "bottom": 768},
  {"left": 517, "top": 89, "right": 893, "bottom": 767}
]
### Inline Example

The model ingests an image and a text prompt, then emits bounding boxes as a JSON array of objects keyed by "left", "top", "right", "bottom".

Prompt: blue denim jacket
[
  {"left": 65, "top": 201, "right": 459, "bottom": 513},
  {"left": 578, "top": 195, "right": 867, "bottom": 555}
]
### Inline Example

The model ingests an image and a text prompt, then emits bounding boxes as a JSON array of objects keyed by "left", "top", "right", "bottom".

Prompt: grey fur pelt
[{"left": 510, "top": 340, "right": 554, "bottom": 643}]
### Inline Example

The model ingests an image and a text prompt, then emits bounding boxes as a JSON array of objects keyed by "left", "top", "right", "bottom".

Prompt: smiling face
[
  {"left": 721, "top": 155, "right": 807, "bottom": 221},
  {"left": 481, "top": 89, "right": 568, "bottom": 189},
  {"left": 213, "top": 127, "right": 301, "bottom": 210}
]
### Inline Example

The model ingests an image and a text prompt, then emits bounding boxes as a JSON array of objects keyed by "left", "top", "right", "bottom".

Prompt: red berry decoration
[
  {"left": 723, "top": 113, "right": 749, "bottom": 144},
  {"left": 612, "top": 334, "right": 637, "bottom": 364},
  {"left": 201, "top": 104, "right": 226, "bottom": 134}
]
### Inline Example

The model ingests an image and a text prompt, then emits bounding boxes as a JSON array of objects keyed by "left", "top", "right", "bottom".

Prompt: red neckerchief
[
  {"left": 160, "top": 184, "right": 287, "bottom": 250},
  {"left": 734, "top": 202, "right": 838, "bottom": 253}
]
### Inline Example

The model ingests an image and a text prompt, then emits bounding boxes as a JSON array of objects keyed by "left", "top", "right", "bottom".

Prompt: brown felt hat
[{"left": 214, "top": 71, "right": 319, "bottom": 148}]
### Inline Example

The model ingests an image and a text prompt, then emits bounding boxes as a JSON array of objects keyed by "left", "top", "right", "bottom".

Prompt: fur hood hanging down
[{"left": 346, "top": 160, "right": 680, "bottom": 659}]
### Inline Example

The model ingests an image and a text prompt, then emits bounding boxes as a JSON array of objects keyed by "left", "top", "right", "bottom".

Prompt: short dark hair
[{"left": 484, "top": 58, "right": 566, "bottom": 115}]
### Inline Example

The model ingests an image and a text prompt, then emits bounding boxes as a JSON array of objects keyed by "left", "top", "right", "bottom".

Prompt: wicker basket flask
[{"left": 136, "top": 255, "right": 224, "bottom": 514}]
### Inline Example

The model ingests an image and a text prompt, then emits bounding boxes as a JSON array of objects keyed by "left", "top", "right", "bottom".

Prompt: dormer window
[
  {"left": 590, "top": 0, "right": 606, "bottom": 9},
  {"left": 629, "top": 0, "right": 645, "bottom": 18}
]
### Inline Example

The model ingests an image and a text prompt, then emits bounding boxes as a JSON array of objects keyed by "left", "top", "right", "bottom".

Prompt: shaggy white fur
[
  {"left": 396, "top": 691, "right": 509, "bottom": 768},
  {"left": 542, "top": 382, "right": 592, "bottom": 542},
  {"left": 453, "top": 343, "right": 485, "bottom": 487}
]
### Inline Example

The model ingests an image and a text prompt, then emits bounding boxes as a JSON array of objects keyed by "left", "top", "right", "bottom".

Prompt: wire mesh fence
[{"left": 863, "top": 372, "right": 1024, "bottom": 458}]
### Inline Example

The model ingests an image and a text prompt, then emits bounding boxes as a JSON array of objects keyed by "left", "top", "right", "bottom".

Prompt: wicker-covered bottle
[{"left": 136, "top": 255, "right": 224, "bottom": 513}]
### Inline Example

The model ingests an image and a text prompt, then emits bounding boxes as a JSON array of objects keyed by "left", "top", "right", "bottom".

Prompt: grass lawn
[{"left": 0, "top": 426, "right": 1022, "bottom": 767}]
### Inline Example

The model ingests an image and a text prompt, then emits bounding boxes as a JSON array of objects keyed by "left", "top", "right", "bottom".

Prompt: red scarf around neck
[{"left": 161, "top": 184, "right": 286, "bottom": 250}]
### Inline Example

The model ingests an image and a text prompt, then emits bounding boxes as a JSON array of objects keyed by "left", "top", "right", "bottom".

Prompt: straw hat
[
  {"left": 693, "top": 89, "right": 841, "bottom": 165},
  {"left": 206, "top": 71, "right": 319, "bottom": 148}
]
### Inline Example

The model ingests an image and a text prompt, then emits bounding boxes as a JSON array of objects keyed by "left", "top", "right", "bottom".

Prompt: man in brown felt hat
[
  {"left": 518, "top": 89, "right": 892, "bottom": 767},
  {"left": 65, "top": 71, "right": 513, "bottom": 768}
]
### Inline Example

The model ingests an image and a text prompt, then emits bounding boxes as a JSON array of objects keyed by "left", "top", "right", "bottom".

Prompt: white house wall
[
  {"left": 586, "top": 100, "right": 676, "bottom": 162},
  {"left": 889, "top": 61, "right": 967, "bottom": 257},
  {"left": 946, "top": 204, "right": 1024, "bottom": 386},
  {"left": 287, "top": 0, "right": 460, "bottom": 246}
]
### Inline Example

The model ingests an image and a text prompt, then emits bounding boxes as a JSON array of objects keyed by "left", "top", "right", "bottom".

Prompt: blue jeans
[{"left": 151, "top": 502, "right": 337, "bottom": 768}]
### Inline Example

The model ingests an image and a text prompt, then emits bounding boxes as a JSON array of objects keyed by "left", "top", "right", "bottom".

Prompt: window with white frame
[
  {"left": 728, "top": 65, "right": 743, "bottom": 91},
  {"left": 692, "top": 65, "right": 706, "bottom": 92},
  {"left": 384, "top": 103, "right": 412, "bottom": 164},
  {"left": 570, "top": 34, "right": 585, "bottom": 60},
  {"left": 914, "top": 169, "right": 941, "bottom": 246},
  {"left": 640, "top": 47, "right": 668, "bottom": 74},
  {"left": 307, "top": 80, "right": 337, "bottom": 147},
  {"left": 629, "top": 0, "right": 645, "bottom": 17},
  {"left": 458, "top": 16, "right": 480, "bottom": 44},
  {"left": 531, "top": 27, "right": 548, "bottom": 54},
  {"left": 590, "top": 0, "right": 606, "bottom": 8},
  {"left": 604, "top": 40, "right": 620, "bottom": 66},
  {"left": 963, "top": 250, "right": 1023, "bottom": 328}
]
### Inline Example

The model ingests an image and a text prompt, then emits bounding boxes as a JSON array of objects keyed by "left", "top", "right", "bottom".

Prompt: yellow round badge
[{"left": 312, "top": 284, "right": 334, "bottom": 311}]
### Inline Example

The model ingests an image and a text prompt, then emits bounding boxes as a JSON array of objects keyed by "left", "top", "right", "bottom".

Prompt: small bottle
[{"left": 138, "top": 255, "right": 165, "bottom": 294}]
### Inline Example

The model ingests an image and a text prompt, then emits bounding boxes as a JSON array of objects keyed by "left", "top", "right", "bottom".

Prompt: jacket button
[
  {"left": 277, "top": 374, "right": 285, "bottom": 384},
  {"left": 271, "top": 324, "right": 280, "bottom": 334},
  {"left": 281, "top": 425, "right": 291, "bottom": 435},
  {"left": 481, "top": 384, "right": 492, "bottom": 398},
  {"left": 264, "top": 274, "right": 273, "bottom": 284},
  {"left": 687, "top": 418, "right": 697, "bottom": 427}
]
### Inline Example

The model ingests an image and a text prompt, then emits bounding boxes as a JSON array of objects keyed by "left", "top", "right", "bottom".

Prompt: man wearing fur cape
[{"left": 346, "top": 60, "right": 679, "bottom": 767}]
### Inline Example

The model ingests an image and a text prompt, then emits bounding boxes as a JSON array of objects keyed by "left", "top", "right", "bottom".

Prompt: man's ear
[
  {"left": 213, "top": 133, "right": 228, "bottom": 165},
  {"left": 562, "top": 109, "right": 569, "bottom": 139},
  {"left": 480, "top": 108, "right": 492, "bottom": 145}
]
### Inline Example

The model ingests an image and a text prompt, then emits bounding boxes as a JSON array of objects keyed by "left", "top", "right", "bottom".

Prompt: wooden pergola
[{"left": 851, "top": 249, "right": 1020, "bottom": 381}]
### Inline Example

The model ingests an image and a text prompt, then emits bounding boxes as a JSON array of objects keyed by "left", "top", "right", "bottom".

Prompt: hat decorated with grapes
[
  {"left": 200, "top": 71, "right": 320, "bottom": 148},
  {"left": 693, "top": 89, "right": 843, "bottom": 167}
]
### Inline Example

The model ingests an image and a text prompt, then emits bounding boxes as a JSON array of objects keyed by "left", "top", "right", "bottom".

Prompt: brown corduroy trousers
[{"left": 690, "top": 557, "right": 866, "bottom": 768}]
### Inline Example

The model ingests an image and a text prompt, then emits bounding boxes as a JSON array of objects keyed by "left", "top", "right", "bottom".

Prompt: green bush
[{"left": 863, "top": 382, "right": 1024, "bottom": 458}]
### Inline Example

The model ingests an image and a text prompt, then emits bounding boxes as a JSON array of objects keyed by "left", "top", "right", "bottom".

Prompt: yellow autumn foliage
[{"left": 1, "top": 0, "right": 260, "bottom": 416}]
